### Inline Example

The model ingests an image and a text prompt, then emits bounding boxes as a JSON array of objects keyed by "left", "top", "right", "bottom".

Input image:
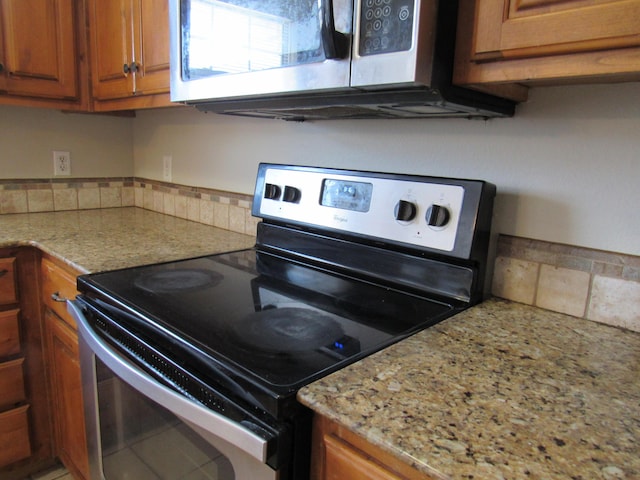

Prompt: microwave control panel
[
  {"left": 359, "top": 0, "right": 414, "bottom": 56},
  {"left": 252, "top": 164, "right": 495, "bottom": 260}
]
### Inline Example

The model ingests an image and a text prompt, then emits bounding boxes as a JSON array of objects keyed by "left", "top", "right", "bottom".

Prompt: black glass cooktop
[{"left": 77, "top": 248, "right": 454, "bottom": 413}]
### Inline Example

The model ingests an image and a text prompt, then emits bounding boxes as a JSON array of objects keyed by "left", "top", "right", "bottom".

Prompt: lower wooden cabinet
[
  {"left": 0, "top": 405, "right": 31, "bottom": 468},
  {"left": 311, "top": 415, "right": 436, "bottom": 480},
  {"left": 44, "top": 310, "right": 89, "bottom": 480},
  {"left": 0, "top": 248, "right": 54, "bottom": 479},
  {"left": 41, "top": 257, "right": 89, "bottom": 480}
]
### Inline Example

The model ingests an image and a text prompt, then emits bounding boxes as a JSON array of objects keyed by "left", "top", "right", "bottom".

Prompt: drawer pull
[
  {"left": 0, "top": 269, "right": 7, "bottom": 277},
  {"left": 51, "top": 292, "right": 68, "bottom": 303}
]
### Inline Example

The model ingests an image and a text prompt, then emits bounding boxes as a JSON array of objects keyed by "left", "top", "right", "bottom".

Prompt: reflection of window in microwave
[{"left": 186, "top": 0, "right": 322, "bottom": 75}]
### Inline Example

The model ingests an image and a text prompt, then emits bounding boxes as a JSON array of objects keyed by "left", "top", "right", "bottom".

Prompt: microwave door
[{"left": 170, "top": 0, "right": 354, "bottom": 102}]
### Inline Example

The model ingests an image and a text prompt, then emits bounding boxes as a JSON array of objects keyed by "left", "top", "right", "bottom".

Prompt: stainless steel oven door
[{"left": 69, "top": 300, "right": 279, "bottom": 480}]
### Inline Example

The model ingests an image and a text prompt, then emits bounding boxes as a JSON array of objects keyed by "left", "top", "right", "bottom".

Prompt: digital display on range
[{"left": 321, "top": 179, "right": 373, "bottom": 212}]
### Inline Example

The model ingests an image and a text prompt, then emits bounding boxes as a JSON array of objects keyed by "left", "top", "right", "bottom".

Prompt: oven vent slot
[
  {"left": 78, "top": 299, "right": 288, "bottom": 471},
  {"left": 96, "top": 315, "right": 228, "bottom": 413}
]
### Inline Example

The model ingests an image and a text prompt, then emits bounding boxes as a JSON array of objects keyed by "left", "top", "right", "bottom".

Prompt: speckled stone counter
[
  {"left": 3, "top": 208, "right": 638, "bottom": 479},
  {"left": 298, "top": 298, "right": 640, "bottom": 480},
  {"left": 0, "top": 207, "right": 256, "bottom": 273}
]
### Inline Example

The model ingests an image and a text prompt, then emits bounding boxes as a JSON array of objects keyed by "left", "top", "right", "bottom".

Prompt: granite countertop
[
  {"left": 2, "top": 208, "right": 638, "bottom": 479},
  {"left": 0, "top": 207, "right": 256, "bottom": 273},
  {"left": 298, "top": 298, "right": 640, "bottom": 480}
]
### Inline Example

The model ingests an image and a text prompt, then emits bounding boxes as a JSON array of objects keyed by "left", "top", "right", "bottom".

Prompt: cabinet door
[
  {"left": 324, "top": 435, "right": 405, "bottom": 480},
  {"left": 0, "top": 0, "right": 78, "bottom": 99},
  {"left": 312, "top": 415, "right": 435, "bottom": 480},
  {"left": 472, "top": 0, "right": 640, "bottom": 60},
  {"left": 45, "top": 310, "right": 89, "bottom": 480},
  {"left": 89, "top": 0, "right": 136, "bottom": 100},
  {"left": 133, "top": 0, "right": 170, "bottom": 95},
  {"left": 454, "top": 0, "right": 640, "bottom": 90}
]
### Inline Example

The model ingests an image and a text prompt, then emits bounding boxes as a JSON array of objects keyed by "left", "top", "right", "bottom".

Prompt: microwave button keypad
[{"left": 359, "top": 0, "right": 414, "bottom": 56}]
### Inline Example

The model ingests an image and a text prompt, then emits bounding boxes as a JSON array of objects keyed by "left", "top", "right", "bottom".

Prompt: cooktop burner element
[
  {"left": 237, "top": 307, "right": 344, "bottom": 353},
  {"left": 134, "top": 268, "right": 223, "bottom": 293}
]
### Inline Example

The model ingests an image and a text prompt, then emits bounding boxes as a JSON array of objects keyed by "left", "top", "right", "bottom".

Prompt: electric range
[{"left": 69, "top": 163, "right": 496, "bottom": 480}]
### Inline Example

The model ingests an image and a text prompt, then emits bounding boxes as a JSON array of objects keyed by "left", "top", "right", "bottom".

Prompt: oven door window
[{"left": 95, "top": 358, "right": 235, "bottom": 480}]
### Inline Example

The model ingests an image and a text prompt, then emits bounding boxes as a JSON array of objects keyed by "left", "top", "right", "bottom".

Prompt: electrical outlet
[
  {"left": 163, "top": 155, "right": 172, "bottom": 182},
  {"left": 53, "top": 151, "right": 71, "bottom": 176}
]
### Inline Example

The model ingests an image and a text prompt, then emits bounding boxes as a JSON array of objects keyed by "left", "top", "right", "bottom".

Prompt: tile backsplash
[
  {"left": 0, "top": 178, "right": 135, "bottom": 213},
  {"left": 0, "top": 177, "right": 258, "bottom": 236},
  {"left": 2, "top": 178, "right": 638, "bottom": 332},
  {"left": 493, "top": 235, "right": 640, "bottom": 332}
]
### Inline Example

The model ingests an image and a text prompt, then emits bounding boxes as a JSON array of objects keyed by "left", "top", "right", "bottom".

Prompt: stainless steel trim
[{"left": 68, "top": 300, "right": 271, "bottom": 465}]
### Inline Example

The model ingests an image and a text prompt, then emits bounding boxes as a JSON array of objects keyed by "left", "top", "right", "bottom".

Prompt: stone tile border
[
  {"left": 132, "top": 178, "right": 259, "bottom": 236},
  {"left": 2, "top": 178, "right": 638, "bottom": 331},
  {"left": 0, "top": 178, "right": 136, "bottom": 213},
  {"left": 492, "top": 235, "right": 640, "bottom": 332},
  {"left": 0, "top": 177, "right": 257, "bottom": 236}
]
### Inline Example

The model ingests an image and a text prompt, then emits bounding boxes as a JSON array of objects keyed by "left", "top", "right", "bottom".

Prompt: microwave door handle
[{"left": 319, "top": 0, "right": 349, "bottom": 59}]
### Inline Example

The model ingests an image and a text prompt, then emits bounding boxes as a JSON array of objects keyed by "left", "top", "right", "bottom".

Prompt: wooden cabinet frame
[
  {"left": 0, "top": 0, "right": 90, "bottom": 110},
  {"left": 88, "top": 0, "right": 172, "bottom": 111},
  {"left": 0, "top": 248, "right": 54, "bottom": 480},
  {"left": 454, "top": 0, "right": 640, "bottom": 95},
  {"left": 311, "top": 415, "right": 438, "bottom": 480},
  {"left": 41, "top": 255, "right": 89, "bottom": 480}
]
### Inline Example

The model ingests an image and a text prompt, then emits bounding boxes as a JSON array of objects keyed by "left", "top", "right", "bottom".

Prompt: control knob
[
  {"left": 264, "top": 183, "right": 281, "bottom": 200},
  {"left": 282, "top": 186, "right": 301, "bottom": 203},
  {"left": 394, "top": 200, "right": 417, "bottom": 222},
  {"left": 425, "top": 204, "right": 450, "bottom": 227}
]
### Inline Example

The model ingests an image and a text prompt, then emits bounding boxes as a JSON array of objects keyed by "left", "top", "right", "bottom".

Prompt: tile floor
[{"left": 24, "top": 465, "right": 73, "bottom": 480}]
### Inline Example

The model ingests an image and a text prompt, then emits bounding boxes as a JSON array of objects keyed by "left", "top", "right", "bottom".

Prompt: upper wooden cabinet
[
  {"left": 0, "top": 0, "right": 88, "bottom": 109},
  {"left": 88, "top": 0, "right": 173, "bottom": 111},
  {"left": 454, "top": 0, "right": 640, "bottom": 95}
]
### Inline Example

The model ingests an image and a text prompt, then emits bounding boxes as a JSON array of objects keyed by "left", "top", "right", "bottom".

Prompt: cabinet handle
[
  {"left": 0, "top": 63, "right": 4, "bottom": 73},
  {"left": 0, "top": 269, "right": 7, "bottom": 277},
  {"left": 51, "top": 291, "right": 68, "bottom": 303},
  {"left": 123, "top": 62, "right": 140, "bottom": 74}
]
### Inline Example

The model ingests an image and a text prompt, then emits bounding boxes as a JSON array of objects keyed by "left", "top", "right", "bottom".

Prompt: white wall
[
  {"left": 1, "top": 84, "right": 638, "bottom": 257},
  {"left": 0, "top": 105, "right": 133, "bottom": 178},
  {"left": 133, "top": 83, "right": 640, "bottom": 257}
]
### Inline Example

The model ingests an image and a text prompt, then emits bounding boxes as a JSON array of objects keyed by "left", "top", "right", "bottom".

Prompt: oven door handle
[{"left": 68, "top": 299, "right": 273, "bottom": 464}]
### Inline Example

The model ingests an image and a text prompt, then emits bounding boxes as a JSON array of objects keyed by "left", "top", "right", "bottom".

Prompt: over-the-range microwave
[{"left": 168, "top": 0, "right": 516, "bottom": 120}]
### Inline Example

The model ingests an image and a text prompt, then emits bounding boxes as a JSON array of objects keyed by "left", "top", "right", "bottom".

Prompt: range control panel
[{"left": 252, "top": 164, "right": 495, "bottom": 259}]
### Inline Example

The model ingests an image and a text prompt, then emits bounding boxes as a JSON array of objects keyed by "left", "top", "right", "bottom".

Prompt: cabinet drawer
[
  {"left": 42, "top": 258, "right": 79, "bottom": 330},
  {"left": 0, "top": 309, "right": 21, "bottom": 358},
  {"left": 0, "top": 257, "right": 18, "bottom": 305},
  {"left": 0, "top": 358, "right": 26, "bottom": 411},
  {"left": 0, "top": 404, "right": 32, "bottom": 467}
]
